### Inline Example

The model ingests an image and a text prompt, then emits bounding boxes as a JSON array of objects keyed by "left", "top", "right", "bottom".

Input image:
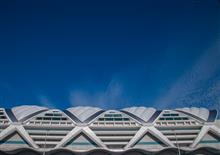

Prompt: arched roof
[
  {"left": 176, "top": 107, "right": 210, "bottom": 121},
  {"left": 67, "top": 106, "right": 103, "bottom": 122},
  {"left": 12, "top": 105, "right": 48, "bottom": 121},
  {"left": 122, "top": 107, "right": 156, "bottom": 122},
  {"left": 1, "top": 106, "right": 215, "bottom": 123}
]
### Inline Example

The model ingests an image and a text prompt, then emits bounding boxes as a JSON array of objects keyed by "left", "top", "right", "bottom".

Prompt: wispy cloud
[
  {"left": 154, "top": 42, "right": 220, "bottom": 109},
  {"left": 176, "top": 77, "right": 220, "bottom": 111},
  {"left": 69, "top": 79, "right": 126, "bottom": 109},
  {"left": 38, "top": 95, "right": 55, "bottom": 108}
]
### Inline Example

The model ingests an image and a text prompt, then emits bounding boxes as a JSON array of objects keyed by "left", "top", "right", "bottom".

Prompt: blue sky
[{"left": 0, "top": 0, "right": 219, "bottom": 112}]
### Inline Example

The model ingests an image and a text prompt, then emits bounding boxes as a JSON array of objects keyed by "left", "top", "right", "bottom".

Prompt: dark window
[
  {"left": 43, "top": 117, "right": 51, "bottom": 120},
  {"left": 171, "top": 114, "right": 179, "bottom": 116},
  {"left": 54, "top": 114, "right": 62, "bottom": 116},
  {"left": 174, "top": 117, "right": 181, "bottom": 120},
  {"left": 52, "top": 117, "right": 61, "bottom": 120},
  {"left": 166, "top": 118, "right": 173, "bottom": 120},
  {"left": 115, "top": 118, "right": 122, "bottom": 121},
  {"left": 163, "top": 114, "right": 171, "bottom": 116},
  {"left": 0, "top": 116, "right": 6, "bottom": 119},
  {"left": 182, "top": 117, "right": 189, "bottom": 120},
  {"left": 114, "top": 114, "right": 122, "bottom": 117},
  {"left": 105, "top": 114, "right": 113, "bottom": 117},
  {"left": 123, "top": 118, "right": 129, "bottom": 121},
  {"left": 105, "top": 118, "right": 114, "bottom": 121},
  {"left": 45, "top": 113, "right": 53, "bottom": 116}
]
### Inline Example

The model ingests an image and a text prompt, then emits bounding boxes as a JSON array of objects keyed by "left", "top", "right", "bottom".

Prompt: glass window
[
  {"left": 45, "top": 113, "right": 53, "bottom": 116},
  {"left": 105, "top": 114, "right": 113, "bottom": 117},
  {"left": 123, "top": 118, "right": 129, "bottom": 121},
  {"left": 182, "top": 117, "right": 188, "bottom": 120},
  {"left": 163, "top": 114, "right": 171, "bottom": 116},
  {"left": 115, "top": 118, "right": 122, "bottom": 121},
  {"left": 54, "top": 113, "right": 62, "bottom": 116},
  {"left": 0, "top": 116, "right": 6, "bottom": 119},
  {"left": 43, "top": 117, "right": 51, "bottom": 120},
  {"left": 171, "top": 114, "right": 179, "bottom": 116},
  {"left": 114, "top": 114, "right": 122, "bottom": 117},
  {"left": 52, "top": 117, "right": 61, "bottom": 120},
  {"left": 105, "top": 118, "right": 114, "bottom": 121},
  {"left": 174, "top": 117, "right": 181, "bottom": 120},
  {"left": 166, "top": 117, "right": 173, "bottom": 120}
]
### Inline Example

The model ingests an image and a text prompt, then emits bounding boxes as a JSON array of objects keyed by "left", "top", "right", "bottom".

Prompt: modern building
[{"left": 0, "top": 105, "right": 219, "bottom": 155}]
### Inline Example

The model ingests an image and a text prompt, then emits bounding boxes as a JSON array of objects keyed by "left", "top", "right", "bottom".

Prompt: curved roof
[
  {"left": 12, "top": 105, "right": 48, "bottom": 121},
  {"left": 67, "top": 106, "right": 102, "bottom": 122},
  {"left": 176, "top": 107, "right": 209, "bottom": 121},
  {"left": 122, "top": 107, "right": 156, "bottom": 122},
  {"left": 1, "top": 106, "right": 216, "bottom": 123}
]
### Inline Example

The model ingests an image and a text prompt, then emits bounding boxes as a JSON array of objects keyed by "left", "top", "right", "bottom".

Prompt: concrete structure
[{"left": 0, "top": 105, "right": 219, "bottom": 155}]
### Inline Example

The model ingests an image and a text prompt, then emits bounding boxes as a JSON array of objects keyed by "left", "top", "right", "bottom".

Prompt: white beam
[
  {"left": 82, "top": 126, "right": 107, "bottom": 148},
  {"left": 16, "top": 125, "right": 38, "bottom": 148},
  {"left": 55, "top": 126, "right": 82, "bottom": 148}
]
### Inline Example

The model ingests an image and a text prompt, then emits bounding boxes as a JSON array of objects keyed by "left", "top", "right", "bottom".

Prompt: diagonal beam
[
  {"left": 191, "top": 125, "right": 211, "bottom": 148},
  {"left": 15, "top": 125, "right": 38, "bottom": 148},
  {"left": 125, "top": 126, "right": 174, "bottom": 149},
  {"left": 191, "top": 125, "right": 220, "bottom": 148},
  {"left": 125, "top": 126, "right": 148, "bottom": 149},
  {"left": 82, "top": 126, "right": 106, "bottom": 148},
  {"left": 0, "top": 124, "right": 38, "bottom": 148},
  {"left": 0, "top": 125, "right": 16, "bottom": 140},
  {"left": 55, "top": 126, "right": 82, "bottom": 148},
  {"left": 148, "top": 126, "right": 175, "bottom": 147}
]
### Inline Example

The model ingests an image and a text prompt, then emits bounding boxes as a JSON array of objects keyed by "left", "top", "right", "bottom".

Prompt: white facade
[{"left": 0, "top": 106, "right": 219, "bottom": 155}]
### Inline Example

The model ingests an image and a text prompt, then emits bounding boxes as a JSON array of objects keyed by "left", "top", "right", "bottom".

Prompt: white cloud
[
  {"left": 69, "top": 79, "right": 125, "bottom": 109},
  {"left": 176, "top": 77, "right": 220, "bottom": 111},
  {"left": 38, "top": 95, "right": 55, "bottom": 108},
  {"left": 154, "top": 42, "right": 220, "bottom": 109}
]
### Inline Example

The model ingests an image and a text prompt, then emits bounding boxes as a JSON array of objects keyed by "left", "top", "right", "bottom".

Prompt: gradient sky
[{"left": 0, "top": 0, "right": 219, "bottom": 112}]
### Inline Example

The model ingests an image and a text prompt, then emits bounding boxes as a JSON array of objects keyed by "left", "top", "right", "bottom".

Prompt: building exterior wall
[{"left": 0, "top": 106, "right": 219, "bottom": 155}]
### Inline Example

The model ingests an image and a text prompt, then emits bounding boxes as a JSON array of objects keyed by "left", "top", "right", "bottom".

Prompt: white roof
[
  {"left": 8, "top": 106, "right": 214, "bottom": 123},
  {"left": 122, "top": 107, "right": 156, "bottom": 122},
  {"left": 67, "top": 106, "right": 102, "bottom": 122},
  {"left": 12, "top": 105, "right": 48, "bottom": 121},
  {"left": 176, "top": 107, "right": 209, "bottom": 121}
]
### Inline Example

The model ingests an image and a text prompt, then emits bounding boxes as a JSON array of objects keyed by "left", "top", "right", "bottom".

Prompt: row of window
[
  {"left": 0, "top": 110, "right": 9, "bottom": 124},
  {"left": 0, "top": 110, "right": 7, "bottom": 120},
  {"left": 0, "top": 116, "right": 6, "bottom": 119},
  {"left": 163, "top": 113, "right": 179, "bottom": 117},
  {"left": 27, "top": 121, "right": 73, "bottom": 125},
  {"left": 92, "top": 121, "right": 139, "bottom": 126},
  {"left": 159, "top": 117, "right": 189, "bottom": 121},
  {"left": 98, "top": 117, "right": 130, "bottom": 121},
  {"left": 156, "top": 121, "right": 198, "bottom": 126},
  {"left": 44, "top": 113, "right": 62, "bottom": 117},
  {"left": 35, "top": 117, "right": 68, "bottom": 121},
  {"left": 104, "top": 114, "right": 122, "bottom": 117}
]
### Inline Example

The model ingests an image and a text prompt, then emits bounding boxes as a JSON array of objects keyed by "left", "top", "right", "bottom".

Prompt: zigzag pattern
[{"left": 0, "top": 106, "right": 219, "bottom": 154}]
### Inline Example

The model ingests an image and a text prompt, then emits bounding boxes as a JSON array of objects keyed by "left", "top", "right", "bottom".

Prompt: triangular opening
[
  {"left": 0, "top": 131, "right": 29, "bottom": 147},
  {"left": 133, "top": 131, "right": 167, "bottom": 149},
  {"left": 197, "top": 131, "right": 220, "bottom": 147},
  {"left": 65, "top": 132, "right": 98, "bottom": 150}
]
